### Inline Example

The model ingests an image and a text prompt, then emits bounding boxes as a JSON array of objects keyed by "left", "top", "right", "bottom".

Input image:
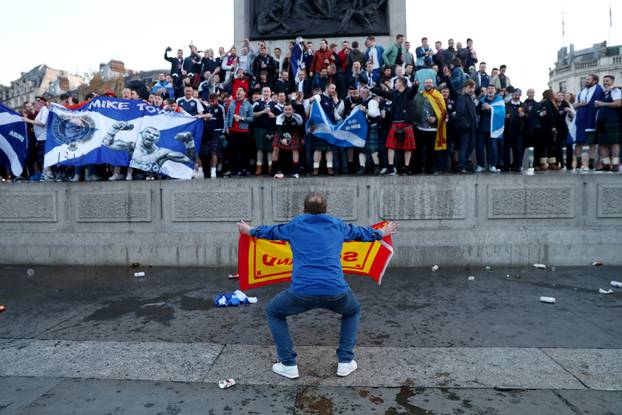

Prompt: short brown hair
[
  {"left": 304, "top": 192, "right": 327, "bottom": 215},
  {"left": 463, "top": 79, "right": 476, "bottom": 89}
]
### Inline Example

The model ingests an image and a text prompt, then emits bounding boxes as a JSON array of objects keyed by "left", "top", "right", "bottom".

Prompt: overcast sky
[{"left": 1, "top": 0, "right": 619, "bottom": 95}]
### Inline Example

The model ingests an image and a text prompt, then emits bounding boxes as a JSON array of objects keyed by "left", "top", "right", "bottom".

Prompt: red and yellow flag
[{"left": 238, "top": 222, "right": 394, "bottom": 290}]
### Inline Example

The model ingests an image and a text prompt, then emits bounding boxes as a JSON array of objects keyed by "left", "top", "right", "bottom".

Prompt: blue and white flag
[
  {"left": 306, "top": 100, "right": 368, "bottom": 148},
  {"left": 0, "top": 104, "right": 28, "bottom": 176},
  {"left": 480, "top": 95, "right": 506, "bottom": 139},
  {"left": 44, "top": 97, "right": 203, "bottom": 180}
]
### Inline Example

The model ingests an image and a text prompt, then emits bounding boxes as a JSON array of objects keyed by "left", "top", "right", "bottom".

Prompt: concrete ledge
[
  {"left": 3, "top": 339, "right": 620, "bottom": 390},
  {"left": 0, "top": 173, "right": 621, "bottom": 266}
]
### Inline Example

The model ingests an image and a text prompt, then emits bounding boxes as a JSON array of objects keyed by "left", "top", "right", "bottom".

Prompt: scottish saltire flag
[
  {"left": 306, "top": 100, "right": 368, "bottom": 148},
  {"left": 480, "top": 95, "right": 506, "bottom": 139},
  {"left": 237, "top": 222, "right": 394, "bottom": 290},
  {"left": 44, "top": 97, "right": 203, "bottom": 179},
  {"left": 0, "top": 104, "right": 28, "bottom": 176}
]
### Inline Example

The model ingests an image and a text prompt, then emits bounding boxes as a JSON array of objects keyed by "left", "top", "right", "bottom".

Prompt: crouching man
[{"left": 237, "top": 192, "right": 397, "bottom": 379}]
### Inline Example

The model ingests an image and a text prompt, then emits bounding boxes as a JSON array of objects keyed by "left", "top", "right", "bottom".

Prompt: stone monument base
[{"left": 1, "top": 174, "right": 621, "bottom": 267}]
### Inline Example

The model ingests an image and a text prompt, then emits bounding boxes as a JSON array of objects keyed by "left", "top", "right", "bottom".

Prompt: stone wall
[{"left": 0, "top": 174, "right": 621, "bottom": 267}]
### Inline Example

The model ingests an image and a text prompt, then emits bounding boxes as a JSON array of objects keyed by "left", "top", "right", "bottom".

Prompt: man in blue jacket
[{"left": 237, "top": 192, "right": 398, "bottom": 379}]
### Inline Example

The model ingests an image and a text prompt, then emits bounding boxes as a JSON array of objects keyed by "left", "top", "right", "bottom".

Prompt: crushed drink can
[
  {"left": 485, "top": 266, "right": 493, "bottom": 272},
  {"left": 218, "top": 378, "right": 236, "bottom": 389},
  {"left": 539, "top": 296, "right": 556, "bottom": 304},
  {"left": 432, "top": 265, "right": 439, "bottom": 272},
  {"left": 592, "top": 261, "right": 603, "bottom": 266},
  {"left": 468, "top": 276, "right": 475, "bottom": 281},
  {"left": 533, "top": 264, "right": 547, "bottom": 269},
  {"left": 134, "top": 272, "right": 145, "bottom": 278},
  {"left": 611, "top": 281, "right": 622, "bottom": 288},
  {"left": 599, "top": 289, "right": 613, "bottom": 295},
  {"left": 0, "top": 304, "right": 6, "bottom": 313}
]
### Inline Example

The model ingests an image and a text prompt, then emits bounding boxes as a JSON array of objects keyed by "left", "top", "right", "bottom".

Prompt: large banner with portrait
[{"left": 44, "top": 97, "right": 203, "bottom": 180}]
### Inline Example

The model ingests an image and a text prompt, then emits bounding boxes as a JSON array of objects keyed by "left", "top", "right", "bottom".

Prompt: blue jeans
[
  {"left": 477, "top": 131, "right": 498, "bottom": 168},
  {"left": 266, "top": 288, "right": 361, "bottom": 366}
]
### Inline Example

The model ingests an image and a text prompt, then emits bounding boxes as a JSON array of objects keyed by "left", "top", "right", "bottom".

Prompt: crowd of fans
[{"left": 3, "top": 34, "right": 621, "bottom": 182}]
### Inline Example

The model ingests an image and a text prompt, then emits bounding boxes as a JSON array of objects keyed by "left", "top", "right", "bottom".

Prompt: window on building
[{"left": 559, "top": 81, "right": 567, "bottom": 92}]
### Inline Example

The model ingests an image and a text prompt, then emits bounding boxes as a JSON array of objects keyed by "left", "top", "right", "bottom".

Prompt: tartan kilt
[
  {"left": 312, "top": 134, "right": 332, "bottom": 152},
  {"left": 365, "top": 125, "right": 380, "bottom": 153},
  {"left": 596, "top": 118, "right": 622, "bottom": 145},
  {"left": 254, "top": 127, "right": 275, "bottom": 151},
  {"left": 385, "top": 122, "right": 416, "bottom": 150},
  {"left": 272, "top": 130, "right": 302, "bottom": 151}
]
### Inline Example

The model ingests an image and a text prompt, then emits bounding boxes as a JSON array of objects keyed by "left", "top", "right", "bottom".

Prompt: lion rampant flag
[{"left": 237, "top": 222, "right": 394, "bottom": 290}]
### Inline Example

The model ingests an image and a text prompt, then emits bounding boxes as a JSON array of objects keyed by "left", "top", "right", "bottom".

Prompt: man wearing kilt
[
  {"left": 372, "top": 78, "right": 419, "bottom": 175},
  {"left": 357, "top": 87, "right": 382, "bottom": 175},
  {"left": 200, "top": 94, "right": 226, "bottom": 178},
  {"left": 272, "top": 103, "right": 305, "bottom": 178},
  {"left": 594, "top": 75, "right": 621, "bottom": 172}
]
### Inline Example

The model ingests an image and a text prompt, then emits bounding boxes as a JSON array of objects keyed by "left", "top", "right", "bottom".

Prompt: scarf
[{"left": 423, "top": 89, "right": 448, "bottom": 150}]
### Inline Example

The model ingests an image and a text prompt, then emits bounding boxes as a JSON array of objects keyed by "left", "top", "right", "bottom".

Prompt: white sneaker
[
  {"left": 125, "top": 175, "right": 133, "bottom": 181},
  {"left": 108, "top": 174, "right": 124, "bottom": 181},
  {"left": 488, "top": 166, "right": 499, "bottom": 173},
  {"left": 70, "top": 174, "right": 81, "bottom": 182},
  {"left": 272, "top": 363, "right": 299, "bottom": 379},
  {"left": 378, "top": 168, "right": 387, "bottom": 175},
  {"left": 337, "top": 360, "right": 358, "bottom": 377},
  {"left": 474, "top": 166, "right": 485, "bottom": 173}
]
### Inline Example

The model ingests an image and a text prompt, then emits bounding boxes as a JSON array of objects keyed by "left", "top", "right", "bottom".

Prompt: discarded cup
[
  {"left": 599, "top": 289, "right": 613, "bottom": 295},
  {"left": 611, "top": 281, "right": 622, "bottom": 288},
  {"left": 592, "top": 261, "right": 603, "bottom": 266},
  {"left": 0, "top": 304, "right": 6, "bottom": 313},
  {"left": 134, "top": 272, "right": 145, "bottom": 278},
  {"left": 228, "top": 273, "right": 239, "bottom": 280},
  {"left": 468, "top": 276, "right": 475, "bottom": 281},
  {"left": 432, "top": 265, "right": 439, "bottom": 272},
  {"left": 218, "top": 378, "right": 236, "bottom": 389},
  {"left": 533, "top": 264, "right": 547, "bottom": 270},
  {"left": 539, "top": 296, "right": 556, "bottom": 304},
  {"left": 26, "top": 268, "right": 35, "bottom": 277}
]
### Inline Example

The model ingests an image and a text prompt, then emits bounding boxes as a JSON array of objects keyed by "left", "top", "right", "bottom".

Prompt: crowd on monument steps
[{"left": 6, "top": 34, "right": 621, "bottom": 182}]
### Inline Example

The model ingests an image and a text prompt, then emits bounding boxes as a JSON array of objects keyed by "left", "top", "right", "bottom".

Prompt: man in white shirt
[{"left": 22, "top": 96, "right": 53, "bottom": 181}]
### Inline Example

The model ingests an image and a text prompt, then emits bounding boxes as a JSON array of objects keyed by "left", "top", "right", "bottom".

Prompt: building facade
[
  {"left": 0, "top": 65, "right": 85, "bottom": 109},
  {"left": 549, "top": 41, "right": 622, "bottom": 94}
]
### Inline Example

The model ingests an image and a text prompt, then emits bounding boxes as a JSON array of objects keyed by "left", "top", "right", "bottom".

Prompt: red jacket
[
  {"left": 311, "top": 49, "right": 335, "bottom": 74},
  {"left": 337, "top": 48, "right": 350, "bottom": 72}
]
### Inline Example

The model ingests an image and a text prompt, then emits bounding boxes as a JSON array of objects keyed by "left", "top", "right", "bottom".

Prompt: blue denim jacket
[
  {"left": 225, "top": 99, "right": 254, "bottom": 131},
  {"left": 251, "top": 214, "right": 383, "bottom": 296}
]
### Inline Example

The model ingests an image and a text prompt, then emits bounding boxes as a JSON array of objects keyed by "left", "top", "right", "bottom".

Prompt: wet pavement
[{"left": 1, "top": 265, "right": 621, "bottom": 414}]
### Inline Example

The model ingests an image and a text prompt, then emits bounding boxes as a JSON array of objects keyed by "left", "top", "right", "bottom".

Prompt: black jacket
[
  {"left": 371, "top": 85, "right": 419, "bottom": 123},
  {"left": 455, "top": 94, "right": 478, "bottom": 132}
]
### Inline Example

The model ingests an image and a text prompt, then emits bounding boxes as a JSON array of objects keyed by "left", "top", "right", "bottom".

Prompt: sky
[{"left": 0, "top": 0, "right": 620, "bottom": 95}]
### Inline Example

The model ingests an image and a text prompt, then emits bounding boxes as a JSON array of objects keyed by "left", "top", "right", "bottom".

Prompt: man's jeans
[
  {"left": 477, "top": 131, "right": 498, "bottom": 168},
  {"left": 266, "top": 288, "right": 361, "bottom": 366}
]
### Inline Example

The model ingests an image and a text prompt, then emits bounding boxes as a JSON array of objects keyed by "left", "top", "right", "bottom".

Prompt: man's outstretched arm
[
  {"left": 237, "top": 220, "right": 291, "bottom": 241},
  {"left": 342, "top": 221, "right": 398, "bottom": 242}
]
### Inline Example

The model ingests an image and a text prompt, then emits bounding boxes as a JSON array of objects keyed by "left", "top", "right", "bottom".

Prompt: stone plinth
[{"left": 1, "top": 174, "right": 621, "bottom": 267}]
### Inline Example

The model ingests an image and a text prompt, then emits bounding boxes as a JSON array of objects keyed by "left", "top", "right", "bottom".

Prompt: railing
[
  {"left": 574, "top": 61, "right": 598, "bottom": 70},
  {"left": 613, "top": 56, "right": 622, "bottom": 64}
]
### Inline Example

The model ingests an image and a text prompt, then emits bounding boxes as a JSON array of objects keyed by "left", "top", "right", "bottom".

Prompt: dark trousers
[
  {"left": 229, "top": 131, "right": 251, "bottom": 174},
  {"left": 503, "top": 131, "right": 523, "bottom": 170},
  {"left": 477, "top": 131, "right": 498, "bottom": 168},
  {"left": 414, "top": 129, "right": 437, "bottom": 174},
  {"left": 458, "top": 130, "right": 476, "bottom": 170}
]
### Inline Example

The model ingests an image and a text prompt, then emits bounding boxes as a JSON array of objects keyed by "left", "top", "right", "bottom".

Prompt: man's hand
[
  {"left": 237, "top": 220, "right": 253, "bottom": 235},
  {"left": 379, "top": 221, "right": 398, "bottom": 237}
]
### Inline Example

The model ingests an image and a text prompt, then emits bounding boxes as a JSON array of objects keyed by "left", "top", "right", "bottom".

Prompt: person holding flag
[
  {"left": 237, "top": 192, "right": 398, "bottom": 380},
  {"left": 476, "top": 85, "right": 506, "bottom": 173}
]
